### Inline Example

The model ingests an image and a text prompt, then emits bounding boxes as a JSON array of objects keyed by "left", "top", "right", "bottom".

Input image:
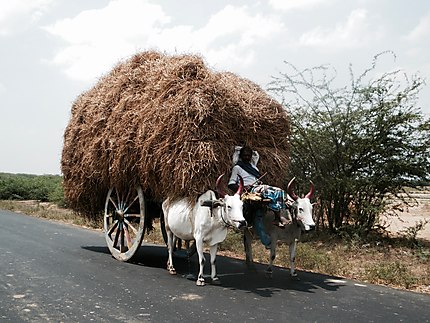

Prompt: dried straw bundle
[{"left": 61, "top": 51, "right": 290, "bottom": 216}]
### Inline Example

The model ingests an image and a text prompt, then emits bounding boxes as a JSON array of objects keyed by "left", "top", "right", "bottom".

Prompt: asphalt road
[{"left": 0, "top": 209, "right": 429, "bottom": 322}]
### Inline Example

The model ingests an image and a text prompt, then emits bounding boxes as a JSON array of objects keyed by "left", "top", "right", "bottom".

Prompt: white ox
[
  {"left": 244, "top": 177, "right": 316, "bottom": 277},
  {"left": 163, "top": 175, "right": 247, "bottom": 286}
]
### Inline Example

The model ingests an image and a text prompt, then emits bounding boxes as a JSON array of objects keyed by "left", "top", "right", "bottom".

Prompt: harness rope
[
  {"left": 209, "top": 200, "right": 238, "bottom": 229},
  {"left": 219, "top": 202, "right": 233, "bottom": 228}
]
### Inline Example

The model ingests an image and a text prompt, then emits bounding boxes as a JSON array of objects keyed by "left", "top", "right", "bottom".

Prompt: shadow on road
[
  {"left": 82, "top": 243, "right": 346, "bottom": 297},
  {"left": 82, "top": 245, "right": 111, "bottom": 255}
]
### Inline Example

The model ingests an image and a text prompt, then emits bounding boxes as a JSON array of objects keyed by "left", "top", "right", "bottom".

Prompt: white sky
[{"left": 1, "top": 0, "right": 429, "bottom": 175}]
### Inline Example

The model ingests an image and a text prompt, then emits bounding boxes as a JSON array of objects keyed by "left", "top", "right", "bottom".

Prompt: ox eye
[{"left": 299, "top": 208, "right": 304, "bottom": 213}]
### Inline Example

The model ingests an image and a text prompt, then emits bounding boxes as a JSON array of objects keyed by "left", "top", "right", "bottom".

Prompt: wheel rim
[{"left": 104, "top": 185, "right": 145, "bottom": 261}]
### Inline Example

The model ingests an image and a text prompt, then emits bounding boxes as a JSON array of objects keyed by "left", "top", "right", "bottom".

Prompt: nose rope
[
  {"left": 211, "top": 199, "right": 244, "bottom": 229},
  {"left": 209, "top": 201, "right": 232, "bottom": 228},
  {"left": 219, "top": 205, "right": 232, "bottom": 228},
  {"left": 220, "top": 205, "right": 245, "bottom": 229}
]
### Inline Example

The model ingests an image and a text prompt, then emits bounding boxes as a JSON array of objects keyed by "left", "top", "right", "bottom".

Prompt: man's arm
[
  {"left": 228, "top": 183, "right": 239, "bottom": 193},
  {"left": 228, "top": 166, "right": 240, "bottom": 193}
]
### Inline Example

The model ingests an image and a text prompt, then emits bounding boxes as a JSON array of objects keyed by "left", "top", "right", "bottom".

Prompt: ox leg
[
  {"left": 186, "top": 240, "right": 197, "bottom": 258},
  {"left": 185, "top": 241, "right": 197, "bottom": 281},
  {"left": 209, "top": 244, "right": 221, "bottom": 285},
  {"left": 195, "top": 239, "right": 206, "bottom": 286},
  {"left": 265, "top": 243, "right": 276, "bottom": 278},
  {"left": 166, "top": 230, "right": 176, "bottom": 275},
  {"left": 244, "top": 229, "right": 257, "bottom": 272},
  {"left": 289, "top": 240, "right": 298, "bottom": 278}
]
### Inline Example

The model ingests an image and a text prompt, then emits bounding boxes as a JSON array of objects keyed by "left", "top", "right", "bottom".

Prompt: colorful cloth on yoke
[{"left": 251, "top": 184, "right": 286, "bottom": 212}]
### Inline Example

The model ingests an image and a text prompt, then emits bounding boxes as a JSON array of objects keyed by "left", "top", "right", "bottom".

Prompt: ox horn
[
  {"left": 287, "top": 177, "right": 299, "bottom": 201},
  {"left": 216, "top": 174, "right": 227, "bottom": 197},
  {"left": 236, "top": 175, "right": 244, "bottom": 196},
  {"left": 305, "top": 181, "right": 315, "bottom": 199}
]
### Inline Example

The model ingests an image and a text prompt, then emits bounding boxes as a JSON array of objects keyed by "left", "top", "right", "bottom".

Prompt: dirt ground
[{"left": 384, "top": 191, "right": 430, "bottom": 241}]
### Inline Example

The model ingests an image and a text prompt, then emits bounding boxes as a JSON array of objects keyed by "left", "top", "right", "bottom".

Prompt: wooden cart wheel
[{"left": 104, "top": 185, "right": 146, "bottom": 261}]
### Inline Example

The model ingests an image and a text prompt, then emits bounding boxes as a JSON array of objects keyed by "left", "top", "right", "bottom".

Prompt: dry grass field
[
  {"left": 1, "top": 195, "right": 429, "bottom": 295},
  {"left": 385, "top": 190, "right": 430, "bottom": 240}
]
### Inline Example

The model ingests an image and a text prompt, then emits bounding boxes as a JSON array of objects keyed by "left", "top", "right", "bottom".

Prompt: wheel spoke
[
  {"left": 116, "top": 189, "right": 121, "bottom": 210},
  {"left": 113, "top": 225, "right": 120, "bottom": 248},
  {"left": 109, "top": 196, "right": 119, "bottom": 211},
  {"left": 124, "top": 218, "right": 138, "bottom": 235},
  {"left": 120, "top": 190, "right": 126, "bottom": 211},
  {"left": 119, "top": 227, "right": 125, "bottom": 252},
  {"left": 124, "top": 194, "right": 139, "bottom": 214},
  {"left": 104, "top": 185, "right": 146, "bottom": 261},
  {"left": 125, "top": 214, "right": 140, "bottom": 220},
  {"left": 123, "top": 225, "right": 133, "bottom": 249},
  {"left": 125, "top": 189, "right": 132, "bottom": 209},
  {"left": 107, "top": 220, "right": 119, "bottom": 236}
]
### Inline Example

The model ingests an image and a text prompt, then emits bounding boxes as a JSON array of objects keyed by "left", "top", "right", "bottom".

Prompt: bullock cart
[{"left": 61, "top": 50, "right": 291, "bottom": 262}]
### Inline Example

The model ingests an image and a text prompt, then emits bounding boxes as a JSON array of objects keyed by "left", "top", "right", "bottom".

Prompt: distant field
[{"left": 385, "top": 189, "right": 430, "bottom": 241}]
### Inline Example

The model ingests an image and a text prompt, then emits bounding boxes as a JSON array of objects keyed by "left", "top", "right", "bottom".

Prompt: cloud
[
  {"left": 45, "top": 0, "right": 170, "bottom": 44},
  {"left": 405, "top": 12, "right": 430, "bottom": 43},
  {"left": 44, "top": 1, "right": 284, "bottom": 82},
  {"left": 43, "top": 0, "right": 170, "bottom": 82},
  {"left": 203, "top": 5, "right": 282, "bottom": 47},
  {"left": 202, "top": 5, "right": 284, "bottom": 70},
  {"left": 403, "top": 12, "right": 430, "bottom": 83},
  {"left": 0, "top": 0, "right": 54, "bottom": 35},
  {"left": 298, "top": 9, "right": 380, "bottom": 50},
  {"left": 269, "top": 0, "right": 332, "bottom": 11},
  {"left": 151, "top": 5, "right": 283, "bottom": 69}
]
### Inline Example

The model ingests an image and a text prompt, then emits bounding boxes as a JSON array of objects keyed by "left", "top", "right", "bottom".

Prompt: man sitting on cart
[{"left": 227, "top": 145, "right": 290, "bottom": 230}]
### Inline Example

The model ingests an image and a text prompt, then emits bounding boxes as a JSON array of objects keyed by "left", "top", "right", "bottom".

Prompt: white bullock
[
  {"left": 244, "top": 177, "right": 316, "bottom": 277},
  {"left": 163, "top": 175, "right": 247, "bottom": 286}
]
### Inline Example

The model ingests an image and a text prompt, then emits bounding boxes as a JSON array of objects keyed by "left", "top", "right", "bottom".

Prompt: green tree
[
  {"left": 0, "top": 173, "right": 65, "bottom": 204},
  {"left": 269, "top": 52, "right": 430, "bottom": 235}
]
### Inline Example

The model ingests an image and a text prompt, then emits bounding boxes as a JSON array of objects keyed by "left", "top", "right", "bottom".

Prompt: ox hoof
[
  {"left": 290, "top": 273, "right": 300, "bottom": 280},
  {"left": 196, "top": 279, "right": 205, "bottom": 286},
  {"left": 167, "top": 266, "right": 177, "bottom": 275}
]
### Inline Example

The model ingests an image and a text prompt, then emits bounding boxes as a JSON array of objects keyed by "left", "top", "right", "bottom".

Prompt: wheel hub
[{"left": 116, "top": 210, "right": 125, "bottom": 219}]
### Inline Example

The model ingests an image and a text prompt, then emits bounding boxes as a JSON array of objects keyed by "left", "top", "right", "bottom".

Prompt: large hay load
[
  {"left": 62, "top": 50, "right": 290, "bottom": 260},
  {"left": 61, "top": 50, "right": 290, "bottom": 217}
]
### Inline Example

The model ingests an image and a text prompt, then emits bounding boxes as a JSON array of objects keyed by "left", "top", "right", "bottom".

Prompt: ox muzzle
[
  {"left": 200, "top": 199, "right": 247, "bottom": 230},
  {"left": 305, "top": 224, "right": 316, "bottom": 232}
]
